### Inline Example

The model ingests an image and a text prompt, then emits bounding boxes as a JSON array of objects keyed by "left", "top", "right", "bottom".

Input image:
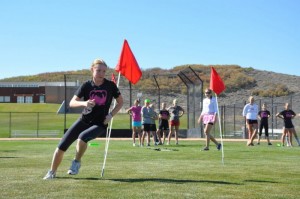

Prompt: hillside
[
  {"left": 220, "top": 69, "right": 300, "bottom": 105},
  {"left": 1, "top": 65, "right": 300, "bottom": 106}
]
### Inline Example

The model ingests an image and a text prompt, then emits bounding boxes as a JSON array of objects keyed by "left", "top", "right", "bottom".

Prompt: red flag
[
  {"left": 111, "top": 73, "right": 116, "bottom": 84},
  {"left": 115, "top": 39, "right": 142, "bottom": 84},
  {"left": 210, "top": 67, "right": 225, "bottom": 95}
]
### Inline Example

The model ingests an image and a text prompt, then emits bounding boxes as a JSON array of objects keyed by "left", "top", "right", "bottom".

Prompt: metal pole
[
  {"left": 9, "top": 112, "right": 12, "bottom": 138},
  {"left": 223, "top": 105, "right": 226, "bottom": 138},
  {"left": 64, "top": 74, "right": 67, "bottom": 133},
  {"left": 153, "top": 75, "right": 160, "bottom": 108},
  {"left": 193, "top": 84, "right": 196, "bottom": 128},
  {"left": 220, "top": 106, "right": 224, "bottom": 137},
  {"left": 275, "top": 106, "right": 277, "bottom": 129},
  {"left": 271, "top": 96, "right": 274, "bottom": 136},
  {"left": 37, "top": 112, "right": 39, "bottom": 137},
  {"left": 244, "top": 101, "right": 247, "bottom": 139},
  {"left": 233, "top": 104, "right": 236, "bottom": 136},
  {"left": 129, "top": 82, "right": 132, "bottom": 129}
]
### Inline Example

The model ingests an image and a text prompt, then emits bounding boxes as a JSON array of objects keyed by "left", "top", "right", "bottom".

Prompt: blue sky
[{"left": 1, "top": 0, "right": 299, "bottom": 79}]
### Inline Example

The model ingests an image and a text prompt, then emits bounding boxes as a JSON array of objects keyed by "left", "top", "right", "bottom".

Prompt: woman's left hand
[{"left": 103, "top": 112, "right": 113, "bottom": 125}]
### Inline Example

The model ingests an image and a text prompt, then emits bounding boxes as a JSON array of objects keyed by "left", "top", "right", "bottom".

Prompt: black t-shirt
[
  {"left": 278, "top": 109, "right": 296, "bottom": 128},
  {"left": 258, "top": 110, "right": 270, "bottom": 123},
  {"left": 159, "top": 109, "right": 170, "bottom": 125},
  {"left": 75, "top": 79, "right": 121, "bottom": 126}
]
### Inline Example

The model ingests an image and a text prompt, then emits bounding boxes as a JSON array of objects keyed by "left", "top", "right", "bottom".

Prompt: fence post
[
  {"left": 37, "top": 112, "right": 39, "bottom": 137},
  {"left": 220, "top": 105, "right": 223, "bottom": 137},
  {"left": 275, "top": 106, "right": 277, "bottom": 129},
  {"left": 233, "top": 104, "right": 236, "bottom": 136},
  {"left": 243, "top": 100, "right": 247, "bottom": 139},
  {"left": 9, "top": 112, "right": 12, "bottom": 138},
  {"left": 224, "top": 105, "right": 226, "bottom": 137},
  {"left": 63, "top": 74, "right": 67, "bottom": 133}
]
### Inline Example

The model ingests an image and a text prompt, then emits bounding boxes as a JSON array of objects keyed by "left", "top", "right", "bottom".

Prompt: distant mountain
[
  {"left": 1, "top": 65, "right": 300, "bottom": 106},
  {"left": 0, "top": 69, "right": 91, "bottom": 82}
]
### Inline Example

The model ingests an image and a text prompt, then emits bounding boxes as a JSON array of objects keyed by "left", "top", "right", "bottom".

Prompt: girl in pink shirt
[{"left": 126, "top": 99, "right": 142, "bottom": 146}]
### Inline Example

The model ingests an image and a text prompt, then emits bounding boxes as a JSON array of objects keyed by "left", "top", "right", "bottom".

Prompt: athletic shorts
[
  {"left": 159, "top": 120, "right": 169, "bottom": 130},
  {"left": 170, "top": 120, "right": 180, "bottom": 127},
  {"left": 284, "top": 123, "right": 294, "bottom": 129},
  {"left": 132, "top": 121, "right": 142, "bottom": 127},
  {"left": 246, "top": 119, "right": 258, "bottom": 125},
  {"left": 143, "top": 123, "right": 156, "bottom": 131}
]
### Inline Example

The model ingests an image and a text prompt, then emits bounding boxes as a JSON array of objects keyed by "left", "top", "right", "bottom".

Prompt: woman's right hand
[{"left": 86, "top": 99, "right": 95, "bottom": 109}]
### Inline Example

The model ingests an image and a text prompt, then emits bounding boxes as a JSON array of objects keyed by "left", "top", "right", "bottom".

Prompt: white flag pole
[
  {"left": 101, "top": 72, "right": 121, "bottom": 177},
  {"left": 215, "top": 94, "right": 225, "bottom": 165}
]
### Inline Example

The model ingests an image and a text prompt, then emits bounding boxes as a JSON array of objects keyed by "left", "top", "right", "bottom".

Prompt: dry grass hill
[
  {"left": 221, "top": 69, "right": 300, "bottom": 105},
  {"left": 1, "top": 65, "right": 300, "bottom": 106}
]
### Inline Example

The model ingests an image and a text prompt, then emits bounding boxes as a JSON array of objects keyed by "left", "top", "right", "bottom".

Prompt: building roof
[{"left": 0, "top": 82, "right": 78, "bottom": 87}]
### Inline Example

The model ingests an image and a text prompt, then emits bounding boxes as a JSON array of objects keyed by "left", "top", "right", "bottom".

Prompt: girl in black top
[
  {"left": 43, "top": 58, "right": 123, "bottom": 179},
  {"left": 156, "top": 102, "right": 170, "bottom": 145},
  {"left": 257, "top": 103, "right": 271, "bottom": 145},
  {"left": 276, "top": 103, "right": 300, "bottom": 147}
]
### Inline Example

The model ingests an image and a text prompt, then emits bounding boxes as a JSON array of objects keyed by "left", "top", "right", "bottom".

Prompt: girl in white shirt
[
  {"left": 242, "top": 96, "right": 258, "bottom": 146},
  {"left": 197, "top": 88, "right": 221, "bottom": 151}
]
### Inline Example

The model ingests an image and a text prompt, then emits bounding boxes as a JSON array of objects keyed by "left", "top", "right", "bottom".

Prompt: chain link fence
[
  {"left": 209, "top": 93, "right": 300, "bottom": 139},
  {"left": 1, "top": 93, "right": 300, "bottom": 138},
  {"left": 1, "top": 68, "right": 300, "bottom": 138}
]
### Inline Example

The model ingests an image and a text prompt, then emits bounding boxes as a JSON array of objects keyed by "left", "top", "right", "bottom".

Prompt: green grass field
[{"left": 1, "top": 139, "right": 299, "bottom": 199}]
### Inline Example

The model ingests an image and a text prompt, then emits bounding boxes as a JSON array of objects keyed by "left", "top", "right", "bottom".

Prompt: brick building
[{"left": 0, "top": 82, "right": 77, "bottom": 103}]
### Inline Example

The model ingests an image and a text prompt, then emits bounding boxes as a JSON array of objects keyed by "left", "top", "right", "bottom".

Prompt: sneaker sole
[
  {"left": 43, "top": 176, "right": 55, "bottom": 180},
  {"left": 67, "top": 170, "right": 78, "bottom": 175}
]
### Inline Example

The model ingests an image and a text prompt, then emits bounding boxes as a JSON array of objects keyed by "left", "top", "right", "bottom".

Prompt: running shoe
[
  {"left": 217, "top": 143, "right": 222, "bottom": 150},
  {"left": 67, "top": 159, "right": 81, "bottom": 175},
  {"left": 43, "top": 170, "right": 56, "bottom": 180},
  {"left": 247, "top": 142, "right": 254, "bottom": 146}
]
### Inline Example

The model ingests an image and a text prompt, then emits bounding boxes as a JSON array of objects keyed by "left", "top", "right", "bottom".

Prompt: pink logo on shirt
[{"left": 90, "top": 90, "right": 107, "bottom": 105}]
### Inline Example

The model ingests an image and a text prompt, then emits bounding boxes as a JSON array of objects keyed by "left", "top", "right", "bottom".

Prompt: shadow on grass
[
  {"left": 56, "top": 177, "right": 101, "bottom": 180},
  {"left": 0, "top": 156, "right": 21, "bottom": 158},
  {"left": 111, "top": 178, "right": 241, "bottom": 185},
  {"left": 0, "top": 150, "right": 19, "bottom": 152},
  {"left": 56, "top": 177, "right": 241, "bottom": 185},
  {"left": 244, "top": 179, "right": 279, "bottom": 184}
]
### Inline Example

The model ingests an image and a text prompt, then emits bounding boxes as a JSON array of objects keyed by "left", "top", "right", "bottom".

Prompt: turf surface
[{"left": 0, "top": 139, "right": 299, "bottom": 199}]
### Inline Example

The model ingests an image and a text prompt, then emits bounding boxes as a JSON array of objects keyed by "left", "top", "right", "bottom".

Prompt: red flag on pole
[
  {"left": 111, "top": 73, "right": 116, "bottom": 84},
  {"left": 115, "top": 39, "right": 142, "bottom": 84},
  {"left": 210, "top": 66, "right": 225, "bottom": 95}
]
